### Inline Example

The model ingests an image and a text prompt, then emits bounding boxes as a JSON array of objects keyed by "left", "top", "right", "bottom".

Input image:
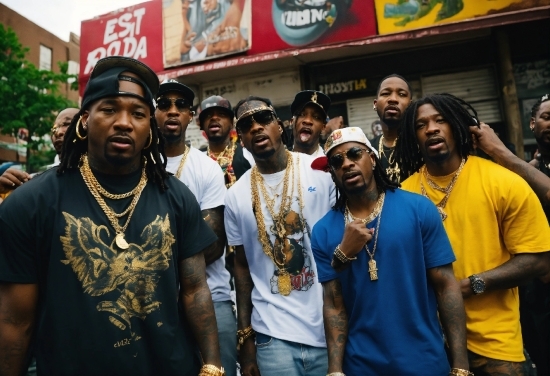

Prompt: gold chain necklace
[
  {"left": 378, "top": 136, "right": 400, "bottom": 181},
  {"left": 251, "top": 152, "right": 306, "bottom": 296},
  {"left": 208, "top": 142, "right": 237, "bottom": 188},
  {"left": 80, "top": 155, "right": 148, "bottom": 250},
  {"left": 420, "top": 159, "right": 466, "bottom": 221},
  {"left": 175, "top": 145, "right": 191, "bottom": 179},
  {"left": 344, "top": 192, "right": 385, "bottom": 281}
]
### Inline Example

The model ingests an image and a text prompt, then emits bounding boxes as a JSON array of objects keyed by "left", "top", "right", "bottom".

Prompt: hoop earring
[
  {"left": 75, "top": 116, "right": 87, "bottom": 141},
  {"left": 144, "top": 128, "right": 153, "bottom": 149}
]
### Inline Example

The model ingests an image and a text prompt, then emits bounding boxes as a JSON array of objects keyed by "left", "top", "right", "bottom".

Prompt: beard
[
  {"left": 381, "top": 115, "right": 402, "bottom": 129},
  {"left": 163, "top": 132, "right": 183, "bottom": 145}
]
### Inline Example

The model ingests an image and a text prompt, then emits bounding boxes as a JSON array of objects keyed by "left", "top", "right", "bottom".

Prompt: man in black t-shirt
[{"left": 0, "top": 57, "right": 224, "bottom": 376}]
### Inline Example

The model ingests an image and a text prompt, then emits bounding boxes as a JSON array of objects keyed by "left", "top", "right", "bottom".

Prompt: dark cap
[
  {"left": 290, "top": 90, "right": 330, "bottom": 117},
  {"left": 199, "top": 96, "right": 234, "bottom": 124},
  {"left": 81, "top": 56, "right": 159, "bottom": 111},
  {"left": 157, "top": 79, "right": 195, "bottom": 102}
]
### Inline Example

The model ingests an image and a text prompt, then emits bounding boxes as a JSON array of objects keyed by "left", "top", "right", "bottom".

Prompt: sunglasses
[
  {"left": 236, "top": 110, "right": 275, "bottom": 131},
  {"left": 157, "top": 97, "right": 191, "bottom": 112},
  {"left": 329, "top": 147, "right": 370, "bottom": 170}
]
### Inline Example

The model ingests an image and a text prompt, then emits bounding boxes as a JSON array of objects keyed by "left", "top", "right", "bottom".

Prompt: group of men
[{"left": 0, "top": 56, "right": 549, "bottom": 376}]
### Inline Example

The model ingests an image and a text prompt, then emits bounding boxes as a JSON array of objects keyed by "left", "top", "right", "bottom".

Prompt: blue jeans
[
  {"left": 255, "top": 332, "right": 328, "bottom": 376},
  {"left": 214, "top": 301, "right": 237, "bottom": 376}
]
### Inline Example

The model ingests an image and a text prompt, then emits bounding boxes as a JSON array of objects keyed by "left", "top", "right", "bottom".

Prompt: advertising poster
[
  {"left": 375, "top": 0, "right": 550, "bottom": 35},
  {"left": 163, "top": 0, "right": 252, "bottom": 67},
  {"left": 80, "top": 1, "right": 164, "bottom": 92},
  {"left": 250, "top": 0, "right": 377, "bottom": 54}
]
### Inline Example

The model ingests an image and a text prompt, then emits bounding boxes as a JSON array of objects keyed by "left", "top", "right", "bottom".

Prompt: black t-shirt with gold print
[{"left": 0, "top": 167, "right": 217, "bottom": 376}]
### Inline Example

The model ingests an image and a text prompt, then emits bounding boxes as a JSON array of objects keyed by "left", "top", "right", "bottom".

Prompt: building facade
[
  {"left": 0, "top": 2, "right": 80, "bottom": 163},
  {"left": 80, "top": 0, "right": 550, "bottom": 158}
]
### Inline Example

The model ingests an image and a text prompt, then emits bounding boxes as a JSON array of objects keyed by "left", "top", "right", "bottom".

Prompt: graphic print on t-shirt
[
  {"left": 60, "top": 212, "right": 175, "bottom": 339},
  {"left": 269, "top": 208, "right": 315, "bottom": 294}
]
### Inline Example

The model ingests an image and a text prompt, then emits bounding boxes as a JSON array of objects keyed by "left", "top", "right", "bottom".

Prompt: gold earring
[
  {"left": 75, "top": 116, "right": 87, "bottom": 141},
  {"left": 144, "top": 128, "right": 153, "bottom": 149}
]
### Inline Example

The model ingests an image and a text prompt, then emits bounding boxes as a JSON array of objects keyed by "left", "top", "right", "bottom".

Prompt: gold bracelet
[
  {"left": 237, "top": 326, "right": 255, "bottom": 347},
  {"left": 333, "top": 244, "right": 357, "bottom": 264},
  {"left": 449, "top": 368, "right": 474, "bottom": 376},
  {"left": 326, "top": 373, "right": 346, "bottom": 376},
  {"left": 199, "top": 364, "right": 225, "bottom": 376}
]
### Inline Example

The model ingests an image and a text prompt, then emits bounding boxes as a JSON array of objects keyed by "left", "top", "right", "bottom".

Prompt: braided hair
[
  {"left": 57, "top": 109, "right": 170, "bottom": 192},
  {"left": 531, "top": 94, "right": 550, "bottom": 118},
  {"left": 395, "top": 93, "right": 478, "bottom": 181},
  {"left": 332, "top": 152, "right": 399, "bottom": 212}
]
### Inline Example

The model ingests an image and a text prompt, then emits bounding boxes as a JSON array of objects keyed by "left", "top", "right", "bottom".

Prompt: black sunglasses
[
  {"left": 236, "top": 110, "right": 275, "bottom": 131},
  {"left": 157, "top": 97, "right": 190, "bottom": 112},
  {"left": 329, "top": 147, "right": 370, "bottom": 170}
]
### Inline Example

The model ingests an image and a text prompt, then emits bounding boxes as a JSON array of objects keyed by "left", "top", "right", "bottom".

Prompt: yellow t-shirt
[{"left": 401, "top": 156, "right": 550, "bottom": 362}]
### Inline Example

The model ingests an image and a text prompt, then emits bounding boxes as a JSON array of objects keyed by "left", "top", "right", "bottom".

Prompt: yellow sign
[{"left": 375, "top": 0, "right": 550, "bottom": 35}]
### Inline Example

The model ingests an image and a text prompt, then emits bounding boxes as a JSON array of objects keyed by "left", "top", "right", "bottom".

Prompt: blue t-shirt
[{"left": 312, "top": 189, "right": 455, "bottom": 376}]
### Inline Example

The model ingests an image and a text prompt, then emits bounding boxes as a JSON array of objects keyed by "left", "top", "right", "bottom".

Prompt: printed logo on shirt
[
  {"left": 60, "top": 213, "right": 175, "bottom": 344},
  {"left": 308, "top": 186, "right": 316, "bottom": 192},
  {"left": 268, "top": 209, "right": 315, "bottom": 294}
]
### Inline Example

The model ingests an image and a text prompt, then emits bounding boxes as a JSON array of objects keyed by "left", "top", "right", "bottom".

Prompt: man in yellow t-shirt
[{"left": 397, "top": 93, "right": 550, "bottom": 375}]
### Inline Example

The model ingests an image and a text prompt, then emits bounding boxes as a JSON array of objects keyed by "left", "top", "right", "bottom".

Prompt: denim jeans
[
  {"left": 214, "top": 300, "right": 237, "bottom": 376},
  {"left": 255, "top": 332, "right": 328, "bottom": 376}
]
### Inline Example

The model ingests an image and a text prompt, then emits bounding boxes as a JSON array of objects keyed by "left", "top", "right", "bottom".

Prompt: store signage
[
  {"left": 163, "top": 0, "right": 252, "bottom": 67},
  {"left": 80, "top": 1, "right": 163, "bottom": 92},
  {"left": 250, "top": 0, "right": 377, "bottom": 54},
  {"left": 318, "top": 79, "right": 367, "bottom": 95},
  {"left": 375, "top": 0, "right": 550, "bottom": 35}
]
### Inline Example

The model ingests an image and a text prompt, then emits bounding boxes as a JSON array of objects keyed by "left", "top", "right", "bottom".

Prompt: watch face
[{"left": 471, "top": 277, "right": 485, "bottom": 294}]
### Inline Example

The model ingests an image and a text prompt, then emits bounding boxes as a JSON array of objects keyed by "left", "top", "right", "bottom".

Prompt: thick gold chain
[
  {"left": 344, "top": 191, "right": 385, "bottom": 225},
  {"left": 80, "top": 154, "right": 148, "bottom": 235},
  {"left": 175, "top": 145, "right": 191, "bottom": 179},
  {"left": 423, "top": 158, "right": 466, "bottom": 193},
  {"left": 208, "top": 141, "right": 236, "bottom": 161}
]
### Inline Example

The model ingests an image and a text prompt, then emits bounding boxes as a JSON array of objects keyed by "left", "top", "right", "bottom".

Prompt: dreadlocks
[
  {"left": 332, "top": 153, "right": 399, "bottom": 212},
  {"left": 531, "top": 94, "right": 550, "bottom": 118},
  {"left": 395, "top": 93, "right": 478, "bottom": 180},
  {"left": 57, "top": 109, "right": 170, "bottom": 192}
]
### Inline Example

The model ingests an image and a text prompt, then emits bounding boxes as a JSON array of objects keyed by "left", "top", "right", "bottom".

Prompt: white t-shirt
[
  {"left": 225, "top": 152, "right": 336, "bottom": 347},
  {"left": 166, "top": 147, "right": 232, "bottom": 302}
]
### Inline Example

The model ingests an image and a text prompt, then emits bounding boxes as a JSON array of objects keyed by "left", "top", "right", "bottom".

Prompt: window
[
  {"left": 39, "top": 45, "right": 52, "bottom": 71},
  {"left": 67, "top": 60, "right": 79, "bottom": 84}
]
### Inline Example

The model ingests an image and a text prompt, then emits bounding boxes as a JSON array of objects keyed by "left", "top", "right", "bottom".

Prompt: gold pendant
[
  {"left": 278, "top": 271, "right": 292, "bottom": 296},
  {"left": 115, "top": 233, "right": 129, "bottom": 250},
  {"left": 368, "top": 259, "right": 378, "bottom": 281},
  {"left": 437, "top": 206, "right": 447, "bottom": 221}
]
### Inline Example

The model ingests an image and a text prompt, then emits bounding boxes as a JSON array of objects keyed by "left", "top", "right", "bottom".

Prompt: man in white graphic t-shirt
[
  {"left": 155, "top": 79, "right": 237, "bottom": 376},
  {"left": 224, "top": 96, "right": 335, "bottom": 376}
]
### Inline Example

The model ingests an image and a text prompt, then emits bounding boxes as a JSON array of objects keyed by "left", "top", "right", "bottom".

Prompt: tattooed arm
[
  {"left": 234, "top": 245, "right": 260, "bottom": 376},
  {"left": 322, "top": 279, "right": 347, "bottom": 374},
  {"left": 459, "top": 252, "right": 550, "bottom": 298},
  {"left": 0, "top": 283, "right": 38, "bottom": 376},
  {"left": 179, "top": 252, "right": 222, "bottom": 367},
  {"left": 470, "top": 123, "right": 550, "bottom": 207},
  {"left": 201, "top": 206, "right": 227, "bottom": 265},
  {"left": 427, "top": 264, "right": 468, "bottom": 370}
]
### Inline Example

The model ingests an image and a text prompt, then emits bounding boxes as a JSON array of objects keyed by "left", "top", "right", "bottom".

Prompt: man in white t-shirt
[
  {"left": 225, "top": 96, "right": 335, "bottom": 376},
  {"left": 155, "top": 79, "right": 236, "bottom": 376},
  {"left": 291, "top": 90, "right": 330, "bottom": 159}
]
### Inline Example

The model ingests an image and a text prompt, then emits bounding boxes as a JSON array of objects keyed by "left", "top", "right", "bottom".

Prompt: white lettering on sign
[
  {"left": 318, "top": 79, "right": 367, "bottom": 95},
  {"left": 282, "top": 9, "right": 326, "bottom": 27},
  {"left": 84, "top": 8, "right": 148, "bottom": 74}
]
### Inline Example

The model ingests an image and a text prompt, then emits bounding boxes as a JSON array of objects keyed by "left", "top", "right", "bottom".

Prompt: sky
[{"left": 2, "top": 0, "right": 146, "bottom": 41}]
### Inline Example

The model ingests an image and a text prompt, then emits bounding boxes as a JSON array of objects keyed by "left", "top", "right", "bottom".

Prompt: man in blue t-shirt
[{"left": 310, "top": 127, "right": 470, "bottom": 376}]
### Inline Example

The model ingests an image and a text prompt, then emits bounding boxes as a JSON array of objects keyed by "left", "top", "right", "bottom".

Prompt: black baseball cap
[
  {"left": 199, "top": 96, "right": 234, "bottom": 124},
  {"left": 157, "top": 79, "right": 195, "bottom": 102},
  {"left": 290, "top": 90, "right": 331, "bottom": 118},
  {"left": 81, "top": 56, "right": 159, "bottom": 111}
]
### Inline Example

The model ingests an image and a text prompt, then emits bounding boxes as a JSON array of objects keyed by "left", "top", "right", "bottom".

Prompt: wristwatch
[{"left": 468, "top": 274, "right": 486, "bottom": 295}]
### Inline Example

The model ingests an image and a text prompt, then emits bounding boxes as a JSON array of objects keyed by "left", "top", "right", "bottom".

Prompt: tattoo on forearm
[
  {"left": 323, "top": 280, "right": 348, "bottom": 370},
  {"left": 180, "top": 254, "right": 220, "bottom": 363},
  {"left": 202, "top": 206, "right": 227, "bottom": 265},
  {"left": 234, "top": 246, "right": 254, "bottom": 329}
]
